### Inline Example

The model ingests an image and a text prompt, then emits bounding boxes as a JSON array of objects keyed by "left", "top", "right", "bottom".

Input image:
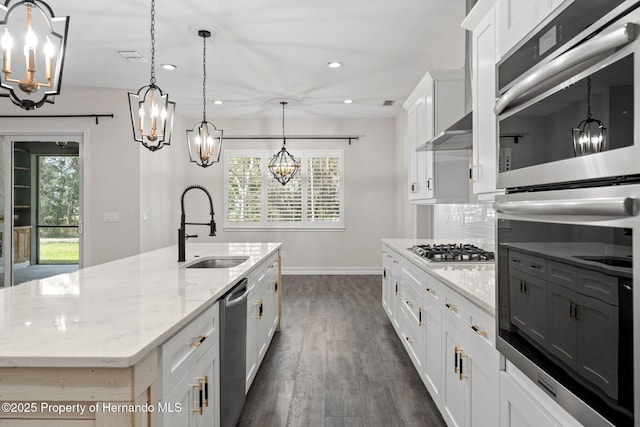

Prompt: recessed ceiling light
[
  {"left": 327, "top": 61, "right": 342, "bottom": 68},
  {"left": 213, "top": 100, "right": 223, "bottom": 105},
  {"left": 343, "top": 99, "right": 354, "bottom": 104}
]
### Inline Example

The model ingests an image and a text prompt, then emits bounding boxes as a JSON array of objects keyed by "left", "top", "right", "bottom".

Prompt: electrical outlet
[{"left": 103, "top": 212, "right": 119, "bottom": 223}]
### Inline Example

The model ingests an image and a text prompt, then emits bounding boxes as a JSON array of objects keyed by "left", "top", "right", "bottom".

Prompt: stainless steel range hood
[
  {"left": 416, "top": 111, "right": 472, "bottom": 151},
  {"left": 416, "top": 0, "right": 475, "bottom": 152}
]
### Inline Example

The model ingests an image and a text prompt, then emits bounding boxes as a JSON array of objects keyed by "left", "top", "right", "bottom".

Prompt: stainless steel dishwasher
[{"left": 219, "top": 278, "right": 248, "bottom": 427}]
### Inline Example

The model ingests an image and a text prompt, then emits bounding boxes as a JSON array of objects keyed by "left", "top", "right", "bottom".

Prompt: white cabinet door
[
  {"left": 471, "top": 5, "right": 499, "bottom": 196},
  {"left": 422, "top": 92, "right": 435, "bottom": 200},
  {"left": 497, "top": 0, "right": 552, "bottom": 58},
  {"left": 500, "top": 367, "right": 582, "bottom": 427},
  {"left": 408, "top": 106, "right": 420, "bottom": 199},
  {"left": 246, "top": 286, "right": 260, "bottom": 392},
  {"left": 423, "top": 297, "right": 442, "bottom": 404},
  {"left": 441, "top": 317, "right": 470, "bottom": 427}
]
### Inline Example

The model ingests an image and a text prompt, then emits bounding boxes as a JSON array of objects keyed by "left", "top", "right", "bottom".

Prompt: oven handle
[
  {"left": 494, "top": 23, "right": 637, "bottom": 115},
  {"left": 494, "top": 197, "right": 639, "bottom": 217}
]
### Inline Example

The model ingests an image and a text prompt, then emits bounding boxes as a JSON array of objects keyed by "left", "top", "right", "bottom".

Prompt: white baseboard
[{"left": 282, "top": 267, "right": 381, "bottom": 275}]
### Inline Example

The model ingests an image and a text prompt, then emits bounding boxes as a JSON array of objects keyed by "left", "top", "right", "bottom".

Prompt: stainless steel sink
[{"left": 186, "top": 257, "right": 249, "bottom": 269}]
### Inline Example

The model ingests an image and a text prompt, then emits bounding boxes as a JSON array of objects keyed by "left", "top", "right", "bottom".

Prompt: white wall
[
  {"left": 181, "top": 117, "right": 397, "bottom": 273},
  {"left": 0, "top": 87, "right": 184, "bottom": 266}
]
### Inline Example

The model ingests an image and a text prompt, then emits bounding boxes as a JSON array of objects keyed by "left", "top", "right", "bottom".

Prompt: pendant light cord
[
  {"left": 150, "top": 0, "right": 156, "bottom": 85},
  {"left": 202, "top": 33, "right": 207, "bottom": 123},
  {"left": 586, "top": 76, "right": 592, "bottom": 120},
  {"left": 281, "top": 101, "right": 287, "bottom": 147}
]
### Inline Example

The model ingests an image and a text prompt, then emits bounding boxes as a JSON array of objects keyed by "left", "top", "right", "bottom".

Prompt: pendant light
[
  {"left": 268, "top": 101, "right": 300, "bottom": 185},
  {"left": 186, "top": 30, "right": 223, "bottom": 168},
  {"left": 128, "top": 0, "right": 175, "bottom": 152},
  {"left": 0, "top": 0, "right": 69, "bottom": 110},
  {"left": 572, "top": 76, "right": 607, "bottom": 156}
]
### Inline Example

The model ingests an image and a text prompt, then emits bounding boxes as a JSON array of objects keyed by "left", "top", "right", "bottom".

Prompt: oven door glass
[{"left": 498, "top": 220, "right": 633, "bottom": 426}]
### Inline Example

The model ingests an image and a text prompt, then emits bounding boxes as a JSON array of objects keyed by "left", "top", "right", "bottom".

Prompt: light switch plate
[{"left": 103, "top": 212, "right": 119, "bottom": 223}]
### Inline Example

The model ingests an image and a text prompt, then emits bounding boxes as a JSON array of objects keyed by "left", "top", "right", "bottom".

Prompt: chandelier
[
  {"left": 186, "top": 30, "right": 223, "bottom": 168},
  {"left": 268, "top": 101, "right": 300, "bottom": 185},
  {"left": 128, "top": 0, "right": 175, "bottom": 152},
  {"left": 572, "top": 76, "right": 607, "bottom": 156},
  {"left": 0, "top": 0, "right": 69, "bottom": 110}
]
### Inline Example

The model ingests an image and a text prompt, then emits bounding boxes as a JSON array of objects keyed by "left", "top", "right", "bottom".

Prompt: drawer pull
[
  {"left": 405, "top": 336, "right": 414, "bottom": 344},
  {"left": 454, "top": 346, "right": 461, "bottom": 373},
  {"left": 273, "top": 280, "right": 278, "bottom": 293},
  {"left": 406, "top": 300, "right": 414, "bottom": 308},
  {"left": 529, "top": 263, "right": 543, "bottom": 270},
  {"left": 191, "top": 381, "right": 203, "bottom": 414},
  {"left": 198, "top": 376, "right": 209, "bottom": 407},
  {"left": 418, "top": 307, "right": 424, "bottom": 326},
  {"left": 395, "top": 282, "right": 399, "bottom": 295},
  {"left": 191, "top": 335, "right": 208, "bottom": 348},
  {"left": 256, "top": 300, "right": 264, "bottom": 319},
  {"left": 393, "top": 260, "right": 399, "bottom": 264},
  {"left": 470, "top": 324, "right": 487, "bottom": 337},
  {"left": 445, "top": 303, "right": 458, "bottom": 313},
  {"left": 426, "top": 287, "right": 436, "bottom": 296},
  {"left": 459, "top": 352, "right": 469, "bottom": 381}
]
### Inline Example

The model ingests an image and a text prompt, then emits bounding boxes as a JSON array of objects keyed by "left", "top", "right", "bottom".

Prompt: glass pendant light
[
  {"left": 186, "top": 30, "right": 223, "bottom": 168},
  {"left": 572, "top": 76, "right": 607, "bottom": 156},
  {"left": 0, "top": 0, "right": 69, "bottom": 110},
  {"left": 268, "top": 101, "right": 300, "bottom": 185},
  {"left": 128, "top": 0, "right": 175, "bottom": 152}
]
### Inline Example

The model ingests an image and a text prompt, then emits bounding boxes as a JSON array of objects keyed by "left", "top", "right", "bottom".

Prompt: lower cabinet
[
  {"left": 163, "top": 343, "right": 219, "bottom": 427},
  {"left": 159, "top": 302, "right": 220, "bottom": 427},
  {"left": 246, "top": 252, "right": 280, "bottom": 393},
  {"left": 499, "top": 364, "right": 582, "bottom": 427},
  {"left": 382, "top": 244, "right": 499, "bottom": 427}
]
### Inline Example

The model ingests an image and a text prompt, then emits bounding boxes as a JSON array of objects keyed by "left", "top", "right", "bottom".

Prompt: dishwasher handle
[{"left": 225, "top": 279, "right": 249, "bottom": 308}]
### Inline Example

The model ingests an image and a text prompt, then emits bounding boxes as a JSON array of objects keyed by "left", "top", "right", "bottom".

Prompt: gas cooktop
[{"left": 408, "top": 244, "right": 495, "bottom": 263}]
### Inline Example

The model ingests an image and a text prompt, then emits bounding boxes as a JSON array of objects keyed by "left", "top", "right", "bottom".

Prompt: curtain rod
[
  {"left": 0, "top": 114, "right": 114, "bottom": 125},
  {"left": 224, "top": 135, "right": 360, "bottom": 145}
]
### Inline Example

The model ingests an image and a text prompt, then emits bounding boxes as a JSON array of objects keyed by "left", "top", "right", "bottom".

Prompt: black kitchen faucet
[{"left": 178, "top": 185, "right": 216, "bottom": 262}]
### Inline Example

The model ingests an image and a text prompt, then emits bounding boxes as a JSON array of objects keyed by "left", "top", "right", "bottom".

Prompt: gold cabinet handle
[
  {"left": 426, "top": 287, "right": 437, "bottom": 296},
  {"left": 454, "top": 346, "right": 461, "bottom": 373},
  {"left": 256, "top": 299, "right": 264, "bottom": 319},
  {"left": 405, "top": 300, "right": 414, "bottom": 308},
  {"left": 418, "top": 307, "right": 425, "bottom": 327},
  {"left": 459, "top": 352, "right": 469, "bottom": 381},
  {"left": 198, "top": 376, "right": 209, "bottom": 407},
  {"left": 191, "top": 381, "right": 203, "bottom": 414},
  {"left": 395, "top": 282, "right": 399, "bottom": 295},
  {"left": 470, "top": 324, "right": 487, "bottom": 337},
  {"left": 190, "top": 335, "right": 207, "bottom": 348},
  {"left": 445, "top": 303, "right": 458, "bottom": 313},
  {"left": 405, "top": 335, "right": 414, "bottom": 344}
]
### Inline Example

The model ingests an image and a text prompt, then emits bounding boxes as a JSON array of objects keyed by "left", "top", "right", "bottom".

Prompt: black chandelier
[
  {"left": 128, "top": 0, "right": 175, "bottom": 152},
  {"left": 572, "top": 76, "right": 607, "bottom": 156},
  {"left": 186, "top": 30, "right": 223, "bottom": 168},
  {"left": 0, "top": 0, "right": 69, "bottom": 110},
  {"left": 268, "top": 101, "right": 300, "bottom": 185}
]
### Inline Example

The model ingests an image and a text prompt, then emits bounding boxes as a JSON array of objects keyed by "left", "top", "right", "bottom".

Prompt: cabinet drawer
[
  {"left": 526, "top": 255, "right": 547, "bottom": 279},
  {"left": 400, "top": 304, "right": 425, "bottom": 372},
  {"left": 160, "top": 302, "right": 219, "bottom": 397},
  {"left": 577, "top": 270, "right": 619, "bottom": 305},
  {"left": 466, "top": 302, "right": 496, "bottom": 349},
  {"left": 548, "top": 260, "right": 577, "bottom": 290},
  {"left": 508, "top": 250, "right": 527, "bottom": 272},
  {"left": 401, "top": 275, "right": 426, "bottom": 326}
]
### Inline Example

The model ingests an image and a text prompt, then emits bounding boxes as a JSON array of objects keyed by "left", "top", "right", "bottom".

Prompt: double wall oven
[{"left": 495, "top": 1, "right": 640, "bottom": 426}]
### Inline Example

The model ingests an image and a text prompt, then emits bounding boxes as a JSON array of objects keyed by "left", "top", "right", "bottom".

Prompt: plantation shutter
[
  {"left": 227, "top": 156, "right": 262, "bottom": 223},
  {"left": 267, "top": 162, "right": 302, "bottom": 222},
  {"left": 307, "top": 156, "right": 341, "bottom": 222}
]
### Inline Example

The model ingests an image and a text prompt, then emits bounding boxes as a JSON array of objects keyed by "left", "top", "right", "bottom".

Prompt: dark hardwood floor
[{"left": 237, "top": 275, "right": 446, "bottom": 427}]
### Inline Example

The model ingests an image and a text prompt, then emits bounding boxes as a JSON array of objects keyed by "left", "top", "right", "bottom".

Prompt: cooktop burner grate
[{"left": 408, "top": 244, "right": 495, "bottom": 262}]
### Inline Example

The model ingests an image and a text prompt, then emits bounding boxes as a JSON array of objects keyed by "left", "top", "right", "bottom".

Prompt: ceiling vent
[
  {"left": 118, "top": 50, "right": 148, "bottom": 63},
  {"left": 382, "top": 100, "right": 395, "bottom": 106}
]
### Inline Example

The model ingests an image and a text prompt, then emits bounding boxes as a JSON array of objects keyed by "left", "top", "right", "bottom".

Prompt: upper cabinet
[
  {"left": 468, "top": 4, "right": 502, "bottom": 198},
  {"left": 497, "top": 0, "right": 569, "bottom": 59},
  {"left": 403, "top": 70, "right": 470, "bottom": 204}
]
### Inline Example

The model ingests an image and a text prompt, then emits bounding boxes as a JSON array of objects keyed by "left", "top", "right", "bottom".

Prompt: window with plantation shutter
[{"left": 224, "top": 150, "right": 344, "bottom": 229}]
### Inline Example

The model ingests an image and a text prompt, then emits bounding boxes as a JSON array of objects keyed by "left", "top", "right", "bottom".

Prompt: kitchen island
[{"left": 0, "top": 242, "right": 281, "bottom": 426}]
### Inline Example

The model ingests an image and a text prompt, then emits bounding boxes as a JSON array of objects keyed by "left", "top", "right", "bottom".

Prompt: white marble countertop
[
  {"left": 382, "top": 239, "right": 496, "bottom": 315},
  {"left": 0, "top": 243, "right": 280, "bottom": 368}
]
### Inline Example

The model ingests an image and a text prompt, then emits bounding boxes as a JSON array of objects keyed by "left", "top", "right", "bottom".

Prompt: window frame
[{"left": 224, "top": 149, "right": 345, "bottom": 231}]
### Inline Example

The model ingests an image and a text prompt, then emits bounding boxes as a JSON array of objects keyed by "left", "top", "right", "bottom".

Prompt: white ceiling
[{"left": 44, "top": 0, "right": 466, "bottom": 119}]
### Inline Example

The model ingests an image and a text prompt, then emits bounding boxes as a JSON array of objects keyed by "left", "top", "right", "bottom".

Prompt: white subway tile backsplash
[{"left": 433, "top": 203, "right": 495, "bottom": 251}]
